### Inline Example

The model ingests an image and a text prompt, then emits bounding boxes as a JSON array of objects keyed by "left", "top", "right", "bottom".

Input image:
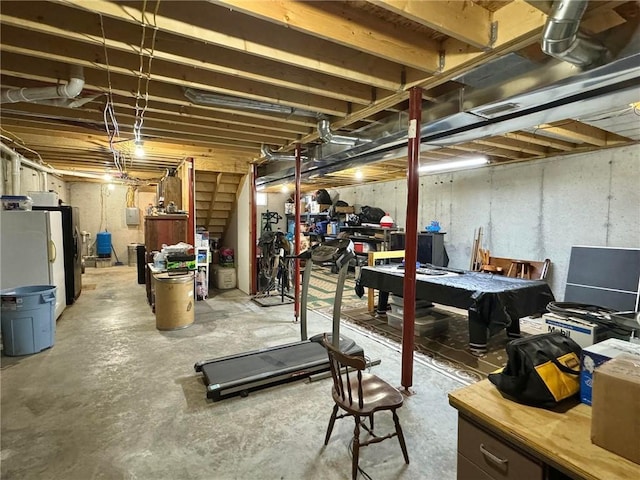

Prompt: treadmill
[{"left": 194, "top": 240, "right": 363, "bottom": 401}]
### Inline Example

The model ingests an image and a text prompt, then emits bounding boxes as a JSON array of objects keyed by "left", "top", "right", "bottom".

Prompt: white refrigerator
[{"left": 1, "top": 210, "right": 67, "bottom": 320}]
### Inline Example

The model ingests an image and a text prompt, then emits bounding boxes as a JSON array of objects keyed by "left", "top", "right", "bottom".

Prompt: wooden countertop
[{"left": 449, "top": 380, "right": 640, "bottom": 480}]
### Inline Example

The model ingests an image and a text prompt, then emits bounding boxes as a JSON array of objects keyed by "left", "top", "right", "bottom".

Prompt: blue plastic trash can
[{"left": 1, "top": 285, "right": 57, "bottom": 356}]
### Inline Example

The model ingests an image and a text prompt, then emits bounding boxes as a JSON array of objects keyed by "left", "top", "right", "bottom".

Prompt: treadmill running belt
[{"left": 201, "top": 342, "right": 326, "bottom": 385}]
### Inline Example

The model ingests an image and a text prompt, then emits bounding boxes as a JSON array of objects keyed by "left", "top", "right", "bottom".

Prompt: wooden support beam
[
  {"left": 60, "top": 0, "right": 406, "bottom": 90},
  {"left": 503, "top": 131, "right": 578, "bottom": 151},
  {"left": 212, "top": 0, "right": 441, "bottom": 72},
  {"left": 537, "top": 121, "right": 631, "bottom": 147},
  {"left": 368, "top": 0, "right": 493, "bottom": 49}
]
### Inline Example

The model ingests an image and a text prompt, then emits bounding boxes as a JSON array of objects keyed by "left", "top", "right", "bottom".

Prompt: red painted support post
[
  {"left": 401, "top": 87, "right": 422, "bottom": 391},
  {"left": 250, "top": 163, "right": 258, "bottom": 295},
  {"left": 294, "top": 145, "right": 302, "bottom": 321},
  {"left": 187, "top": 157, "right": 195, "bottom": 244}
]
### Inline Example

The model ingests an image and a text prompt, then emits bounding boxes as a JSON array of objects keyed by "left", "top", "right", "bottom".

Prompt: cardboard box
[
  {"left": 543, "top": 313, "right": 608, "bottom": 348},
  {"left": 335, "top": 206, "right": 355, "bottom": 213},
  {"left": 580, "top": 338, "right": 640, "bottom": 405},
  {"left": 591, "top": 354, "right": 640, "bottom": 464}
]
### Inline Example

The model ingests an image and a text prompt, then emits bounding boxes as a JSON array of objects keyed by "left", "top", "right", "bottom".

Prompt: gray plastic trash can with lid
[{"left": 1, "top": 285, "right": 56, "bottom": 356}]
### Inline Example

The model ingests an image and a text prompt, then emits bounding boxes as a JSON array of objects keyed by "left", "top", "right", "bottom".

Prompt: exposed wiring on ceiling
[
  {"left": 578, "top": 105, "right": 636, "bottom": 123},
  {"left": 133, "top": 0, "right": 161, "bottom": 145},
  {"left": 0, "top": 127, "right": 26, "bottom": 145},
  {"left": 99, "top": 13, "right": 125, "bottom": 174},
  {"left": 0, "top": 132, "right": 46, "bottom": 164}
]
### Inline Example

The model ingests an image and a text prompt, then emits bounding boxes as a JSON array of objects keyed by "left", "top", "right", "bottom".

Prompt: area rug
[
  {"left": 339, "top": 306, "right": 518, "bottom": 377},
  {"left": 306, "top": 268, "right": 366, "bottom": 311},
  {"left": 307, "top": 268, "right": 545, "bottom": 381}
]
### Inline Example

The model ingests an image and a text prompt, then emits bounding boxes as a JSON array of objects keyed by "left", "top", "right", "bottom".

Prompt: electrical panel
[{"left": 125, "top": 207, "right": 140, "bottom": 226}]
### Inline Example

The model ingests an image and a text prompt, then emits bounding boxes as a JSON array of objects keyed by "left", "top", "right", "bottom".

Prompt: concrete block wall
[
  {"left": 69, "top": 182, "right": 155, "bottom": 265},
  {"left": 334, "top": 145, "right": 640, "bottom": 299}
]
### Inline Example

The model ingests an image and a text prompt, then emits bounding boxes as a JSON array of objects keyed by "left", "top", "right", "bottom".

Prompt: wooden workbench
[{"left": 448, "top": 380, "right": 640, "bottom": 480}]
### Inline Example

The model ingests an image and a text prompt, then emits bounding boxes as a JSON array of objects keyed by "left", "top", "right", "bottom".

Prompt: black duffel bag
[{"left": 488, "top": 332, "right": 582, "bottom": 408}]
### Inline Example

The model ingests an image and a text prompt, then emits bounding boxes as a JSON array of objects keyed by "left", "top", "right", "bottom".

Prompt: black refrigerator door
[{"left": 71, "top": 207, "right": 82, "bottom": 301}]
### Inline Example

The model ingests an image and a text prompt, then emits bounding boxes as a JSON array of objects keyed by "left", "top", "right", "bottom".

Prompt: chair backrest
[
  {"left": 487, "top": 256, "right": 551, "bottom": 280},
  {"left": 322, "top": 334, "right": 366, "bottom": 409}
]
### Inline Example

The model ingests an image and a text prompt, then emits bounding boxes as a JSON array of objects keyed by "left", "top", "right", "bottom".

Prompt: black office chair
[{"left": 322, "top": 334, "right": 409, "bottom": 479}]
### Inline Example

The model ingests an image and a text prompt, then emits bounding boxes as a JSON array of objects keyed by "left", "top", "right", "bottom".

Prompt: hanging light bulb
[
  {"left": 107, "top": 183, "right": 116, "bottom": 191},
  {"left": 134, "top": 139, "right": 145, "bottom": 158},
  {"left": 355, "top": 169, "right": 364, "bottom": 181},
  {"left": 103, "top": 172, "right": 112, "bottom": 181}
]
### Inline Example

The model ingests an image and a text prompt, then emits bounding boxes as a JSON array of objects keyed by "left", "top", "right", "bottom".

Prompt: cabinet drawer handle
[{"left": 479, "top": 443, "right": 508, "bottom": 466}]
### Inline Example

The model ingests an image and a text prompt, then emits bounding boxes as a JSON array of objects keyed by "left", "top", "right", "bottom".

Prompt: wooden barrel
[{"left": 154, "top": 272, "right": 195, "bottom": 330}]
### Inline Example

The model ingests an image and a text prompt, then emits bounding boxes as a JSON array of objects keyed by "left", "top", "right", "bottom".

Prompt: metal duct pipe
[
  {"left": 260, "top": 144, "right": 308, "bottom": 162},
  {"left": 184, "top": 88, "right": 320, "bottom": 118},
  {"left": 41, "top": 171, "right": 48, "bottom": 191},
  {"left": 541, "top": 0, "right": 610, "bottom": 68},
  {"left": 0, "top": 66, "right": 84, "bottom": 104},
  {"left": 317, "top": 119, "right": 370, "bottom": 146}
]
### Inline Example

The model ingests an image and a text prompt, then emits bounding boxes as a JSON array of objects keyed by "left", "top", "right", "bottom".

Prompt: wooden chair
[
  {"left": 322, "top": 334, "right": 409, "bottom": 479},
  {"left": 485, "top": 256, "right": 551, "bottom": 280}
]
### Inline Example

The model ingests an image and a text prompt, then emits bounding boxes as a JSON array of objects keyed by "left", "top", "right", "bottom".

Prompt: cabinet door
[{"left": 145, "top": 217, "right": 188, "bottom": 252}]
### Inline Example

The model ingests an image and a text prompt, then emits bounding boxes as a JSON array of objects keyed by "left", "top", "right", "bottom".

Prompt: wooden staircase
[{"left": 194, "top": 171, "right": 245, "bottom": 241}]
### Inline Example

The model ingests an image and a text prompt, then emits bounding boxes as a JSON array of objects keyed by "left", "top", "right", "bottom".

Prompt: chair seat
[
  {"left": 322, "top": 334, "right": 409, "bottom": 479},
  {"left": 333, "top": 372, "right": 404, "bottom": 415}
]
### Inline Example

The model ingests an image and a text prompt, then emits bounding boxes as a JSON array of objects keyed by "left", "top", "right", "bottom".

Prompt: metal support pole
[
  {"left": 250, "top": 164, "right": 258, "bottom": 295},
  {"left": 401, "top": 87, "right": 422, "bottom": 391},
  {"left": 294, "top": 144, "right": 302, "bottom": 322}
]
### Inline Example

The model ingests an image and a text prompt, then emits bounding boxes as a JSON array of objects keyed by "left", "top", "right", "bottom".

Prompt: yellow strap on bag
[{"left": 534, "top": 352, "right": 581, "bottom": 402}]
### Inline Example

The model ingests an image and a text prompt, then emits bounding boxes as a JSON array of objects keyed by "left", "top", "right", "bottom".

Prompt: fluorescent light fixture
[
  {"left": 134, "top": 140, "right": 145, "bottom": 158},
  {"left": 419, "top": 157, "right": 488, "bottom": 173},
  {"left": 355, "top": 169, "right": 363, "bottom": 181}
]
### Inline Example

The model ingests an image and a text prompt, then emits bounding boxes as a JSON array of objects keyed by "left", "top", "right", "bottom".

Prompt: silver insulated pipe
[{"left": 541, "top": 0, "right": 610, "bottom": 68}]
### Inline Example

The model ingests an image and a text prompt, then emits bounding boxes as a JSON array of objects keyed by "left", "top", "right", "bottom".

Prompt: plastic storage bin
[
  {"left": 1, "top": 285, "right": 56, "bottom": 356},
  {"left": 1, "top": 195, "right": 33, "bottom": 211},
  {"left": 213, "top": 267, "right": 236, "bottom": 289}
]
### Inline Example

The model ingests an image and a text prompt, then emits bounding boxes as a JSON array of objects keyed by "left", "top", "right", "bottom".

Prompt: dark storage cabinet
[
  {"left": 144, "top": 215, "right": 188, "bottom": 304},
  {"left": 144, "top": 214, "right": 188, "bottom": 253}
]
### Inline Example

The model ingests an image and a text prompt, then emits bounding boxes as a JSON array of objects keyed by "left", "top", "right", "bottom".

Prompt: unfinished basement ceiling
[{"left": 0, "top": 0, "right": 638, "bottom": 191}]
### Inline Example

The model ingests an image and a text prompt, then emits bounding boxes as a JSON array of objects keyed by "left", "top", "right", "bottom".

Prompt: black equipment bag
[
  {"left": 314, "top": 189, "right": 332, "bottom": 205},
  {"left": 358, "top": 206, "right": 386, "bottom": 224},
  {"left": 488, "top": 332, "right": 582, "bottom": 408}
]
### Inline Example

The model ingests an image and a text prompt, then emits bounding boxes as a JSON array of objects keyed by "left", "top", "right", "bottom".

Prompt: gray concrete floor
[{"left": 1, "top": 266, "right": 466, "bottom": 480}]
